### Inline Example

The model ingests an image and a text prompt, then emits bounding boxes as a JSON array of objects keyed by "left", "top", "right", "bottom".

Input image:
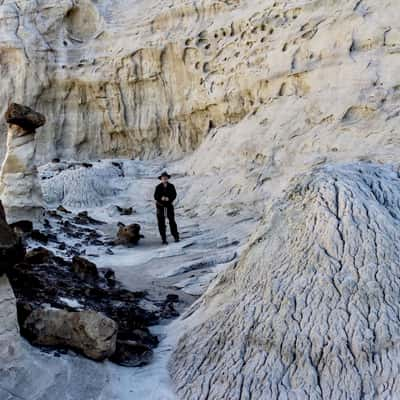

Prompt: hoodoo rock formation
[{"left": 0, "top": 103, "right": 46, "bottom": 223}]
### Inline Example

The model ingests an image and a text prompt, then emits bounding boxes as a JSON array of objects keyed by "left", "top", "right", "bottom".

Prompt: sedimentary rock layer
[{"left": 1, "top": 0, "right": 399, "bottom": 163}]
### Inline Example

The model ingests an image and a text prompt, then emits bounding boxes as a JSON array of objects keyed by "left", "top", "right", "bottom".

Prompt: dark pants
[{"left": 156, "top": 204, "right": 179, "bottom": 241}]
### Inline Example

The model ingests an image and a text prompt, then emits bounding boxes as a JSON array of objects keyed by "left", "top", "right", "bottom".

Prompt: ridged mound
[
  {"left": 171, "top": 162, "right": 400, "bottom": 399},
  {"left": 40, "top": 161, "right": 122, "bottom": 208}
]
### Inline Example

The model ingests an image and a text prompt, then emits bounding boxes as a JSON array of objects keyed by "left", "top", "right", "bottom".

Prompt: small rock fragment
[
  {"left": 114, "top": 223, "right": 142, "bottom": 246},
  {"left": 71, "top": 256, "right": 99, "bottom": 282}
]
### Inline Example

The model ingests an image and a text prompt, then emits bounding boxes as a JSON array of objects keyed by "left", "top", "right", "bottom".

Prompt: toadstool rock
[{"left": 0, "top": 103, "right": 46, "bottom": 223}]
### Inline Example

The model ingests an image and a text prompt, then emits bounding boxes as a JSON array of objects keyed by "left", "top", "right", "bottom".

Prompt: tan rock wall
[{"left": 4, "top": 0, "right": 398, "bottom": 163}]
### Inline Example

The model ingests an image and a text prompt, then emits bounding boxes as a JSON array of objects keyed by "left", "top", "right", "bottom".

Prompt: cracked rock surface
[{"left": 171, "top": 162, "right": 400, "bottom": 399}]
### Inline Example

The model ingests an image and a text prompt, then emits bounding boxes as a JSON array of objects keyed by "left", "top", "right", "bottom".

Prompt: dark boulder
[
  {"left": 10, "top": 220, "right": 34, "bottom": 234},
  {"left": 100, "top": 268, "right": 116, "bottom": 287},
  {"left": 116, "top": 206, "right": 134, "bottom": 216},
  {"left": 30, "top": 229, "right": 49, "bottom": 244},
  {"left": 166, "top": 293, "right": 179, "bottom": 303},
  {"left": 57, "top": 205, "right": 71, "bottom": 214},
  {"left": 5, "top": 103, "right": 46, "bottom": 132},
  {"left": 81, "top": 162, "right": 93, "bottom": 168},
  {"left": 110, "top": 341, "right": 153, "bottom": 367},
  {"left": 115, "top": 223, "right": 142, "bottom": 246},
  {"left": 7, "top": 249, "right": 159, "bottom": 366},
  {"left": 71, "top": 256, "right": 99, "bottom": 282},
  {"left": 23, "top": 308, "right": 117, "bottom": 361},
  {"left": 73, "top": 211, "right": 105, "bottom": 226},
  {"left": 25, "top": 247, "right": 53, "bottom": 265}
]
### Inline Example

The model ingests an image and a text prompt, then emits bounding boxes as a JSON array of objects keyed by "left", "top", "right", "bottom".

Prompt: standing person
[{"left": 154, "top": 172, "right": 180, "bottom": 245}]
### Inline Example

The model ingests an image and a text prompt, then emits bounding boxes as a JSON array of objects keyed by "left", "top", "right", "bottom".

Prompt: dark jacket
[{"left": 154, "top": 182, "right": 177, "bottom": 207}]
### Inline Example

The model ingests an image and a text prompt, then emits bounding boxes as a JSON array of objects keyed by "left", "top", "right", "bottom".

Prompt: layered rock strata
[{"left": 1, "top": 0, "right": 398, "bottom": 164}]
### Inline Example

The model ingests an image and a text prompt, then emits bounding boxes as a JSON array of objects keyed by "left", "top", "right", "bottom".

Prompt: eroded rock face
[
  {"left": 3, "top": 0, "right": 397, "bottom": 162},
  {"left": 24, "top": 308, "right": 117, "bottom": 361},
  {"left": 0, "top": 0, "right": 255, "bottom": 160},
  {"left": 171, "top": 163, "right": 400, "bottom": 399},
  {"left": 1, "top": 0, "right": 400, "bottom": 398},
  {"left": 0, "top": 104, "right": 45, "bottom": 223}
]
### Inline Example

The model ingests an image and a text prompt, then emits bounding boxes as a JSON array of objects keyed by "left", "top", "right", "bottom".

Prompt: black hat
[{"left": 158, "top": 171, "right": 171, "bottom": 180}]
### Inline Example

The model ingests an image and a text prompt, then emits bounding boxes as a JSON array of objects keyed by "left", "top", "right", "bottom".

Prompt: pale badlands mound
[{"left": 171, "top": 162, "right": 400, "bottom": 399}]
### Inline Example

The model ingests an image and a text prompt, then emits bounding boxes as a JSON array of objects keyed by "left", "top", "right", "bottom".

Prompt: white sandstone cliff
[{"left": 1, "top": 0, "right": 397, "bottom": 165}]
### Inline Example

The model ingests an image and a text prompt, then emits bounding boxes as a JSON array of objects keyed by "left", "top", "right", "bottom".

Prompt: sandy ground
[{"left": 30, "top": 158, "right": 257, "bottom": 399}]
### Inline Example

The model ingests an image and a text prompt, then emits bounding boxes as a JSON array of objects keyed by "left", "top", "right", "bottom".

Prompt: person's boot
[
  {"left": 174, "top": 236, "right": 180, "bottom": 243},
  {"left": 162, "top": 239, "right": 168, "bottom": 245}
]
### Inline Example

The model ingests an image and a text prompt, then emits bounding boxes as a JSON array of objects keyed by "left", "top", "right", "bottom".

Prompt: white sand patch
[{"left": 59, "top": 297, "right": 83, "bottom": 309}]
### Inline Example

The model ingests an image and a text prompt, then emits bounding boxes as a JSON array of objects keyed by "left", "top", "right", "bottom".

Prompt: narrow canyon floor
[{"left": 16, "top": 158, "right": 257, "bottom": 400}]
